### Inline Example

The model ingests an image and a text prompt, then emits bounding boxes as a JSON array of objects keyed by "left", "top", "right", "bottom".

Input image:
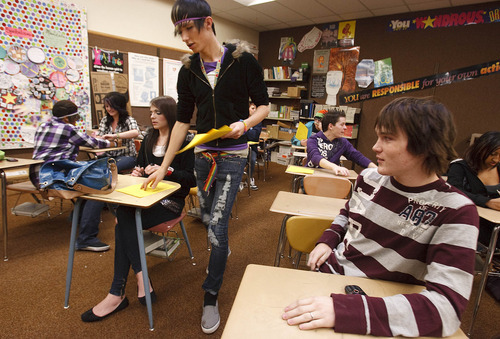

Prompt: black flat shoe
[
  {"left": 138, "top": 280, "right": 157, "bottom": 306},
  {"left": 81, "top": 297, "right": 129, "bottom": 322}
]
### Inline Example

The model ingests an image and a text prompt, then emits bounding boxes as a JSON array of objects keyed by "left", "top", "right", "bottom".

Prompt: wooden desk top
[
  {"left": 477, "top": 206, "right": 500, "bottom": 224},
  {"left": 80, "top": 146, "right": 127, "bottom": 153},
  {"left": 82, "top": 174, "right": 180, "bottom": 209},
  {"left": 286, "top": 165, "right": 358, "bottom": 181},
  {"left": 222, "top": 264, "right": 466, "bottom": 339},
  {"left": 270, "top": 191, "right": 346, "bottom": 219},
  {"left": 0, "top": 158, "right": 43, "bottom": 171}
]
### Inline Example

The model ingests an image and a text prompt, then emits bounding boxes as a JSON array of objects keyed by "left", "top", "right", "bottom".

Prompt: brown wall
[{"left": 258, "top": 1, "right": 500, "bottom": 168}]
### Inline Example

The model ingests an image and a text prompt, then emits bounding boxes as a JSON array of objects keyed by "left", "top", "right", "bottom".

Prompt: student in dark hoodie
[{"left": 142, "top": 0, "right": 269, "bottom": 334}]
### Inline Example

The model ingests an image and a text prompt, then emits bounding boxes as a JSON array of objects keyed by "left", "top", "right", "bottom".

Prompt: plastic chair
[
  {"left": 286, "top": 215, "right": 333, "bottom": 268},
  {"left": 143, "top": 211, "right": 194, "bottom": 262},
  {"left": 303, "top": 175, "right": 353, "bottom": 199}
]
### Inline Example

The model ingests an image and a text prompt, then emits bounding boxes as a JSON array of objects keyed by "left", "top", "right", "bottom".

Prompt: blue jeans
[
  {"left": 76, "top": 156, "right": 136, "bottom": 248},
  {"left": 196, "top": 153, "right": 246, "bottom": 295},
  {"left": 113, "top": 156, "right": 136, "bottom": 173}
]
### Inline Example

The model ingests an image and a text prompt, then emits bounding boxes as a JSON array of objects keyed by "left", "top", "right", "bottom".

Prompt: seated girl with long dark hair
[{"left": 81, "top": 96, "right": 196, "bottom": 322}]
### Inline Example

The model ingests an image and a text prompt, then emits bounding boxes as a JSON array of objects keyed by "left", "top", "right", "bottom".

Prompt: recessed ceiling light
[{"left": 234, "top": 0, "right": 275, "bottom": 6}]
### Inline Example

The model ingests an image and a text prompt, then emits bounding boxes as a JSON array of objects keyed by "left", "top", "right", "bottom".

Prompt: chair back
[
  {"left": 286, "top": 216, "right": 333, "bottom": 254},
  {"left": 303, "top": 175, "right": 352, "bottom": 199}
]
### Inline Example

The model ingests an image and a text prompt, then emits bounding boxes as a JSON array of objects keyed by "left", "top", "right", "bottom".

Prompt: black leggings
[{"left": 109, "top": 203, "right": 180, "bottom": 296}]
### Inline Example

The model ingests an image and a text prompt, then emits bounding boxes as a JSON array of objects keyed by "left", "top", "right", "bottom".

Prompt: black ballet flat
[
  {"left": 138, "top": 280, "right": 157, "bottom": 306},
  {"left": 81, "top": 297, "right": 129, "bottom": 322}
]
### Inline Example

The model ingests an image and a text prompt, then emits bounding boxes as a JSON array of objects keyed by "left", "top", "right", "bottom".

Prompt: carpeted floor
[{"left": 0, "top": 162, "right": 498, "bottom": 338}]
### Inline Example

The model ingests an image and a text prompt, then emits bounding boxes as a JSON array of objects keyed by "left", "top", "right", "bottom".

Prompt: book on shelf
[
  {"left": 301, "top": 102, "right": 361, "bottom": 124},
  {"left": 264, "top": 66, "right": 292, "bottom": 80}
]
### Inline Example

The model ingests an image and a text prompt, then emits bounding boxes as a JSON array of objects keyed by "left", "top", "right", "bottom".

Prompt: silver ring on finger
[{"left": 309, "top": 312, "right": 314, "bottom": 320}]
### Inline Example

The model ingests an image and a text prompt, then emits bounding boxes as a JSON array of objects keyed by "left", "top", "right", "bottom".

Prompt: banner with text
[
  {"left": 339, "top": 59, "right": 500, "bottom": 104},
  {"left": 387, "top": 7, "right": 500, "bottom": 31}
]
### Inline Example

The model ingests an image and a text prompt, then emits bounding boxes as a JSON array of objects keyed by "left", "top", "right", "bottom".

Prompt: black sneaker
[{"left": 77, "top": 241, "right": 110, "bottom": 252}]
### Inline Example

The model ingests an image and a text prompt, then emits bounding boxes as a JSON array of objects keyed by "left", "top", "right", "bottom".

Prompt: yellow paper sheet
[
  {"left": 117, "top": 182, "right": 175, "bottom": 198},
  {"left": 176, "top": 126, "right": 232, "bottom": 154},
  {"left": 295, "top": 122, "right": 308, "bottom": 141},
  {"left": 286, "top": 165, "right": 314, "bottom": 174}
]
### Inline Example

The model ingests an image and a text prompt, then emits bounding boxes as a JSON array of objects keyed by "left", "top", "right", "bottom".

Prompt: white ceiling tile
[
  {"left": 450, "top": 0, "right": 491, "bottom": 6},
  {"left": 339, "top": 10, "right": 375, "bottom": 21},
  {"left": 274, "top": 0, "right": 335, "bottom": 18},
  {"left": 408, "top": 1, "right": 454, "bottom": 12},
  {"left": 286, "top": 18, "right": 316, "bottom": 28},
  {"left": 315, "top": 0, "right": 367, "bottom": 14},
  {"left": 209, "top": 0, "right": 246, "bottom": 12},
  {"left": 264, "top": 22, "right": 292, "bottom": 30},
  {"left": 311, "top": 15, "right": 344, "bottom": 25},
  {"left": 404, "top": 0, "right": 450, "bottom": 4},
  {"left": 372, "top": 5, "right": 410, "bottom": 16},
  {"left": 251, "top": 2, "right": 304, "bottom": 21},
  {"left": 213, "top": 11, "right": 244, "bottom": 22},
  {"left": 205, "top": 0, "right": 488, "bottom": 31},
  {"left": 360, "top": 0, "right": 407, "bottom": 9},
  {"left": 229, "top": 7, "right": 278, "bottom": 26}
]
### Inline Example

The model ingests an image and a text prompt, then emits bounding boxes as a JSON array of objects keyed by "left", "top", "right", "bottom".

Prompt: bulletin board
[{"left": 0, "top": 0, "right": 90, "bottom": 149}]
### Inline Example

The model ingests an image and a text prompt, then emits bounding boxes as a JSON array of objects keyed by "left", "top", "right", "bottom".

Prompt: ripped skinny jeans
[{"left": 195, "top": 152, "right": 246, "bottom": 295}]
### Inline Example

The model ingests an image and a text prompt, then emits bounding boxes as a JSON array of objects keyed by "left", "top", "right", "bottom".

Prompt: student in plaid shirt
[{"left": 32, "top": 100, "right": 118, "bottom": 252}]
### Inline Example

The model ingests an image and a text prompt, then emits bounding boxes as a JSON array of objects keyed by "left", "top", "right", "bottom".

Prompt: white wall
[{"left": 70, "top": 0, "right": 259, "bottom": 52}]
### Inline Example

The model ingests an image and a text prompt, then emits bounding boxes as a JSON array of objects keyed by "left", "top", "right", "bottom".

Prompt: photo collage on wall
[{"left": 0, "top": 0, "right": 90, "bottom": 149}]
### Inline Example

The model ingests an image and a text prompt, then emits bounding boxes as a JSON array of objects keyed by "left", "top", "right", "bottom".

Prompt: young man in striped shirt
[{"left": 282, "top": 97, "right": 479, "bottom": 337}]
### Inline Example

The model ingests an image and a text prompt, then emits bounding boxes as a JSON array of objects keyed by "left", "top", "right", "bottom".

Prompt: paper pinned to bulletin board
[
  {"left": 128, "top": 52, "right": 159, "bottom": 107},
  {"left": 90, "top": 72, "right": 129, "bottom": 123},
  {"left": 0, "top": 0, "right": 91, "bottom": 149}
]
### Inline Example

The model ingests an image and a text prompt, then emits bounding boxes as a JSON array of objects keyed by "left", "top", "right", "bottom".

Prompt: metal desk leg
[
  {"left": 274, "top": 215, "right": 290, "bottom": 267},
  {"left": 1, "top": 170, "right": 8, "bottom": 261},
  {"left": 135, "top": 208, "right": 154, "bottom": 331},
  {"left": 467, "top": 224, "right": 500, "bottom": 337},
  {"left": 64, "top": 198, "right": 83, "bottom": 308}
]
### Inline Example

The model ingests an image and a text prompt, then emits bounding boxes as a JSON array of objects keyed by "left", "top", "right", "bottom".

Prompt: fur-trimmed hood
[{"left": 181, "top": 40, "right": 257, "bottom": 68}]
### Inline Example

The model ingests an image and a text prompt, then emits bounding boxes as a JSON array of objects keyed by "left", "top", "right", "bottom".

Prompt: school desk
[
  {"left": 0, "top": 157, "right": 44, "bottom": 261},
  {"left": 64, "top": 174, "right": 180, "bottom": 330},
  {"left": 222, "top": 264, "right": 466, "bottom": 339}
]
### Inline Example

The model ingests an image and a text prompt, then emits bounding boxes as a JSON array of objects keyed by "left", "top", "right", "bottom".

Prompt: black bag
[{"left": 39, "top": 158, "right": 117, "bottom": 199}]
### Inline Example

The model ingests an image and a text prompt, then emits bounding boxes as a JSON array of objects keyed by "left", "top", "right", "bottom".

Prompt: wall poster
[
  {"left": 128, "top": 52, "right": 159, "bottom": 107},
  {"left": 0, "top": 0, "right": 90, "bottom": 149},
  {"left": 329, "top": 47, "right": 360, "bottom": 94},
  {"left": 163, "top": 58, "right": 182, "bottom": 102}
]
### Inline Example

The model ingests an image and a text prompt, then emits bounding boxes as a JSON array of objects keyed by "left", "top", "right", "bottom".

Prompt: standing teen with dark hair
[
  {"left": 142, "top": 0, "right": 269, "bottom": 333},
  {"left": 283, "top": 97, "right": 479, "bottom": 337},
  {"left": 81, "top": 96, "right": 195, "bottom": 322}
]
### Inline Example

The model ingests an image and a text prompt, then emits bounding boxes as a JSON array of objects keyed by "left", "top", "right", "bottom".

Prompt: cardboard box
[
  {"left": 287, "top": 86, "right": 306, "bottom": 98},
  {"left": 276, "top": 153, "right": 292, "bottom": 166},
  {"left": 271, "top": 151, "right": 278, "bottom": 162},
  {"left": 278, "top": 130, "right": 294, "bottom": 141},
  {"left": 279, "top": 145, "right": 292, "bottom": 156},
  {"left": 277, "top": 121, "right": 293, "bottom": 129},
  {"left": 267, "top": 124, "right": 279, "bottom": 139}
]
